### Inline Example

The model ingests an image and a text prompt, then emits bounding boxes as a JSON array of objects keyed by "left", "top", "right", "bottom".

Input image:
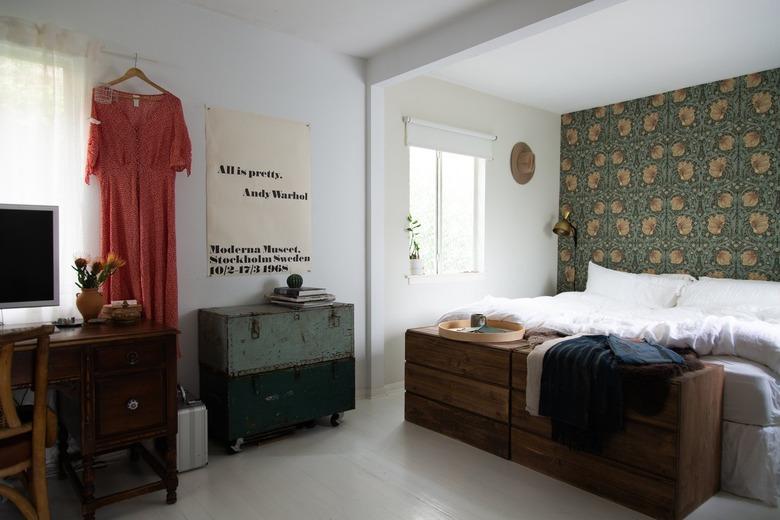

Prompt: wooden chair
[{"left": 0, "top": 325, "right": 55, "bottom": 520}]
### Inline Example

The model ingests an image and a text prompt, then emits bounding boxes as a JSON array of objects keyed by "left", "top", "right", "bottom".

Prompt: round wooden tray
[{"left": 438, "top": 319, "right": 525, "bottom": 343}]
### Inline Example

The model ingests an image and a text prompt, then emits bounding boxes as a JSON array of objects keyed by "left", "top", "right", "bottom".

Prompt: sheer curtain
[{"left": 0, "top": 17, "right": 100, "bottom": 324}]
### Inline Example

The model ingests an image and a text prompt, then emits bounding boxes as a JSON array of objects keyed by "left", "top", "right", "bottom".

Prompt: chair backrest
[{"left": 0, "top": 325, "right": 54, "bottom": 437}]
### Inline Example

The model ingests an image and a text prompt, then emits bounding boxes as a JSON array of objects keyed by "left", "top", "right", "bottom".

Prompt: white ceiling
[
  {"left": 432, "top": 0, "right": 780, "bottom": 114},
  {"left": 175, "top": 0, "right": 497, "bottom": 58}
]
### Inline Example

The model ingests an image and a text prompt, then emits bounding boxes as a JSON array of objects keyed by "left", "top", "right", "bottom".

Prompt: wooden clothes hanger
[{"left": 106, "top": 53, "right": 168, "bottom": 94}]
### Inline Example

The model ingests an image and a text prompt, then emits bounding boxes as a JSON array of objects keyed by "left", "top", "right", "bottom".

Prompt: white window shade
[{"left": 404, "top": 117, "right": 496, "bottom": 160}]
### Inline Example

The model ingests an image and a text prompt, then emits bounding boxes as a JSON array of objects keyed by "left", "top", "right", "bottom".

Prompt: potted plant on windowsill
[{"left": 405, "top": 214, "right": 423, "bottom": 276}]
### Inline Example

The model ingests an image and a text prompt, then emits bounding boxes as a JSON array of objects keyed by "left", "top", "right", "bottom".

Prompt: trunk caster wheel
[
  {"left": 227, "top": 437, "right": 244, "bottom": 454},
  {"left": 330, "top": 413, "right": 342, "bottom": 427}
]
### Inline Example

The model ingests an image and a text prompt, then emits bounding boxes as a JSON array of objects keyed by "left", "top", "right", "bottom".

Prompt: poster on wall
[{"left": 206, "top": 106, "right": 312, "bottom": 276}]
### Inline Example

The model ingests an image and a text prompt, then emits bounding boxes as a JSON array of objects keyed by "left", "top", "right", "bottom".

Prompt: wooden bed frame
[{"left": 405, "top": 326, "right": 724, "bottom": 520}]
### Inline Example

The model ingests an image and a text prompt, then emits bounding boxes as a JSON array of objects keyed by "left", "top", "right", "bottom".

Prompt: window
[{"left": 409, "top": 146, "right": 485, "bottom": 276}]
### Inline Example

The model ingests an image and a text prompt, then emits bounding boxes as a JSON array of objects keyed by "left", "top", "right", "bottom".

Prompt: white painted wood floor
[{"left": 2, "top": 391, "right": 777, "bottom": 519}]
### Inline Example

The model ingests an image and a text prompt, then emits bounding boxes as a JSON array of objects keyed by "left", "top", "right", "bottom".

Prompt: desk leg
[
  {"left": 81, "top": 454, "right": 96, "bottom": 520},
  {"left": 164, "top": 435, "right": 178, "bottom": 504},
  {"left": 57, "top": 394, "right": 68, "bottom": 480}
]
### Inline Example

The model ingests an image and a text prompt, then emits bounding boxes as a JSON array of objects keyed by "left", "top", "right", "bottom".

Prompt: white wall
[
  {"left": 3, "top": 0, "right": 367, "bottom": 392},
  {"left": 383, "top": 76, "right": 560, "bottom": 384}
]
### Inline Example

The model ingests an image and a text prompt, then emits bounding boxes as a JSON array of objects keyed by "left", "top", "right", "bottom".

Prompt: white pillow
[
  {"left": 585, "top": 261, "right": 693, "bottom": 308},
  {"left": 677, "top": 276, "right": 780, "bottom": 309}
]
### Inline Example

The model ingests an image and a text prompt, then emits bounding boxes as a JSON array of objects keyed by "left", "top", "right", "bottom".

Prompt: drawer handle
[
  {"left": 251, "top": 319, "right": 260, "bottom": 339},
  {"left": 126, "top": 399, "right": 140, "bottom": 411},
  {"left": 126, "top": 351, "right": 139, "bottom": 365}
]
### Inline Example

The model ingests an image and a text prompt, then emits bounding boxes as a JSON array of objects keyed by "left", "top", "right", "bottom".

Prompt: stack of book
[{"left": 268, "top": 286, "right": 336, "bottom": 309}]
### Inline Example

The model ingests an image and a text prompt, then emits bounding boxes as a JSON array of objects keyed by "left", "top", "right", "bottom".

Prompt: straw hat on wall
[{"left": 510, "top": 142, "right": 535, "bottom": 184}]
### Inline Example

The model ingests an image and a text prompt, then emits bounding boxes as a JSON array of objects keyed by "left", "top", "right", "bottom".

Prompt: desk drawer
[
  {"left": 95, "top": 341, "right": 165, "bottom": 373},
  {"left": 96, "top": 371, "right": 166, "bottom": 438}
]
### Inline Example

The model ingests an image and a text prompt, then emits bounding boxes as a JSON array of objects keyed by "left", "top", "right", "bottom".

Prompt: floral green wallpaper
[{"left": 557, "top": 68, "right": 779, "bottom": 292}]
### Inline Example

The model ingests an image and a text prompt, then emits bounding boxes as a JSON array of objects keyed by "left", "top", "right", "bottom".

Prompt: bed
[{"left": 439, "top": 264, "right": 780, "bottom": 507}]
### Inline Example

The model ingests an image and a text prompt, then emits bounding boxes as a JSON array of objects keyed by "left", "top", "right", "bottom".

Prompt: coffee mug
[{"left": 470, "top": 313, "right": 487, "bottom": 328}]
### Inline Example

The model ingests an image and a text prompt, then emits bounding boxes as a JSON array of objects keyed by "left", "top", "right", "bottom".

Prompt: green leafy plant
[
  {"left": 405, "top": 214, "right": 421, "bottom": 260},
  {"left": 73, "top": 252, "right": 125, "bottom": 289}
]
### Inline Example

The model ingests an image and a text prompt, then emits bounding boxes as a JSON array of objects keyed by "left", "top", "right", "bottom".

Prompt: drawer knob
[
  {"left": 126, "top": 399, "right": 140, "bottom": 411},
  {"left": 126, "top": 351, "right": 139, "bottom": 365}
]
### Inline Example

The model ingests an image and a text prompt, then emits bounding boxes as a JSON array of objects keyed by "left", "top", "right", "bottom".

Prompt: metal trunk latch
[
  {"left": 251, "top": 319, "right": 260, "bottom": 339},
  {"left": 328, "top": 312, "right": 340, "bottom": 328}
]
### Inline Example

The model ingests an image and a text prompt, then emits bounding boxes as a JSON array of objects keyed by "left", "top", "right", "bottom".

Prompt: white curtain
[{"left": 0, "top": 17, "right": 100, "bottom": 325}]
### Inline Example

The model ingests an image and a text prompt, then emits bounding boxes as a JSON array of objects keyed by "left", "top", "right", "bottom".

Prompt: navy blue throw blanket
[{"left": 538, "top": 334, "right": 684, "bottom": 453}]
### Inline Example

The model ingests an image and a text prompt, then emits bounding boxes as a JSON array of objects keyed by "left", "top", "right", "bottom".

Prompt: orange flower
[
  {"left": 74, "top": 257, "right": 88, "bottom": 269},
  {"left": 649, "top": 144, "right": 664, "bottom": 160},
  {"left": 642, "top": 165, "right": 657, "bottom": 185},
  {"left": 593, "top": 201, "right": 606, "bottom": 215},
  {"left": 672, "top": 89, "right": 687, "bottom": 102},
  {"left": 748, "top": 272, "right": 768, "bottom": 281},
  {"left": 610, "top": 249, "right": 624, "bottom": 263},
  {"left": 615, "top": 218, "right": 630, "bottom": 236},
  {"left": 752, "top": 92, "right": 772, "bottom": 113},
  {"left": 708, "top": 157, "right": 727, "bottom": 178},
  {"left": 719, "top": 78, "right": 736, "bottom": 93},
  {"left": 611, "top": 200, "right": 624, "bottom": 214},
  {"left": 746, "top": 73, "right": 762, "bottom": 88},
  {"left": 561, "top": 158, "right": 572, "bottom": 172},
  {"left": 749, "top": 212, "right": 769, "bottom": 234},
  {"left": 643, "top": 112, "right": 659, "bottom": 132},
  {"left": 709, "top": 99, "right": 728, "bottom": 121},
  {"left": 741, "top": 250, "right": 758, "bottom": 267},
  {"left": 561, "top": 113, "right": 573, "bottom": 125},
  {"left": 743, "top": 131, "right": 761, "bottom": 148},
  {"left": 707, "top": 214, "right": 726, "bottom": 235},
  {"left": 669, "top": 249, "right": 684, "bottom": 265},
  {"left": 716, "top": 250, "right": 732, "bottom": 266},
  {"left": 586, "top": 219, "right": 601, "bottom": 237},
  {"left": 566, "top": 128, "right": 579, "bottom": 145},
  {"left": 592, "top": 249, "right": 605, "bottom": 263},
  {"left": 594, "top": 106, "right": 606, "bottom": 118},
  {"left": 611, "top": 150, "right": 625, "bottom": 165},
  {"left": 677, "top": 161, "right": 694, "bottom": 181},
  {"left": 671, "top": 195, "right": 685, "bottom": 211},
  {"left": 742, "top": 191, "right": 759, "bottom": 207},
  {"left": 565, "top": 266, "right": 576, "bottom": 283},
  {"left": 649, "top": 197, "right": 663, "bottom": 212},
  {"left": 641, "top": 217, "right": 657, "bottom": 236},
  {"left": 678, "top": 106, "right": 695, "bottom": 126},
  {"left": 559, "top": 249, "right": 572, "bottom": 262},
  {"left": 648, "top": 249, "right": 662, "bottom": 264},
  {"left": 676, "top": 215, "right": 693, "bottom": 235},
  {"left": 593, "top": 153, "right": 606, "bottom": 167},
  {"left": 617, "top": 118, "right": 632, "bottom": 137},
  {"left": 718, "top": 135, "right": 734, "bottom": 151},
  {"left": 671, "top": 142, "right": 685, "bottom": 157},
  {"left": 588, "top": 123, "right": 602, "bottom": 142},
  {"left": 717, "top": 192, "right": 733, "bottom": 209},
  {"left": 650, "top": 94, "right": 665, "bottom": 107},
  {"left": 565, "top": 175, "right": 577, "bottom": 192},
  {"left": 612, "top": 102, "right": 625, "bottom": 115},
  {"left": 587, "top": 171, "right": 601, "bottom": 189},
  {"left": 751, "top": 153, "right": 770, "bottom": 174},
  {"left": 616, "top": 168, "right": 631, "bottom": 187}
]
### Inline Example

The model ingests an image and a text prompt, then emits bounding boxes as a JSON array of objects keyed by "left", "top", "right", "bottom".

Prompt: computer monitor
[{"left": 0, "top": 204, "right": 59, "bottom": 309}]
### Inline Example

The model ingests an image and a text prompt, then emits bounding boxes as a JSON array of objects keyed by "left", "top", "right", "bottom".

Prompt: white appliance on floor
[{"left": 177, "top": 386, "right": 208, "bottom": 472}]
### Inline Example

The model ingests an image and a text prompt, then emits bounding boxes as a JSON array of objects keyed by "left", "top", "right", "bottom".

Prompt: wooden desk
[{"left": 10, "top": 321, "right": 178, "bottom": 520}]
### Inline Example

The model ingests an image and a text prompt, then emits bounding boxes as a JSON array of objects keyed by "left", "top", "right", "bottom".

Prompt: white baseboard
[{"left": 357, "top": 380, "right": 404, "bottom": 400}]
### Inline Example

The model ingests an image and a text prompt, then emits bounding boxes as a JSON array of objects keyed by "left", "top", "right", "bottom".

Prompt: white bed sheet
[
  {"left": 703, "top": 356, "right": 780, "bottom": 427},
  {"left": 438, "top": 292, "right": 780, "bottom": 374}
]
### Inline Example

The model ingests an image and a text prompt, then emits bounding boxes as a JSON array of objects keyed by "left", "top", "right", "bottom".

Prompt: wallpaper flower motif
[{"left": 557, "top": 68, "right": 779, "bottom": 292}]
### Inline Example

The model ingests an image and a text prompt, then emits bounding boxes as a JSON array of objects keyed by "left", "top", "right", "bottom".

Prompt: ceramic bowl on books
[{"left": 438, "top": 319, "right": 525, "bottom": 343}]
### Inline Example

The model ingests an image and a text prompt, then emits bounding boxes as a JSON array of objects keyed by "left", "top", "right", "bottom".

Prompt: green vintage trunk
[
  {"left": 199, "top": 303, "right": 354, "bottom": 376},
  {"left": 198, "top": 303, "right": 356, "bottom": 448},
  {"left": 200, "top": 358, "right": 355, "bottom": 444}
]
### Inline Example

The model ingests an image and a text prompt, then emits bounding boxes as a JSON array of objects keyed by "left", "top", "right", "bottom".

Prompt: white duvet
[{"left": 439, "top": 292, "right": 780, "bottom": 375}]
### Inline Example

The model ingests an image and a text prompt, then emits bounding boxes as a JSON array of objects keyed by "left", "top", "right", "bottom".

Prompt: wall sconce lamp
[{"left": 553, "top": 210, "right": 578, "bottom": 290}]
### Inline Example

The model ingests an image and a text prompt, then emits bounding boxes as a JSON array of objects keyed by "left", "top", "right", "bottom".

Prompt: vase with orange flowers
[{"left": 73, "top": 252, "right": 126, "bottom": 322}]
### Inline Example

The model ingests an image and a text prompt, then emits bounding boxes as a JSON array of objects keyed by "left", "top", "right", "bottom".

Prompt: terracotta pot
[{"left": 76, "top": 288, "right": 105, "bottom": 322}]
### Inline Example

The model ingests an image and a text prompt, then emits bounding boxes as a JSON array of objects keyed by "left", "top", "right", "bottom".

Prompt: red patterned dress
[{"left": 85, "top": 89, "right": 191, "bottom": 333}]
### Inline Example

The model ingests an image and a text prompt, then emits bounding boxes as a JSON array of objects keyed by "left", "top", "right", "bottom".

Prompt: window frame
[{"left": 408, "top": 147, "right": 485, "bottom": 282}]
